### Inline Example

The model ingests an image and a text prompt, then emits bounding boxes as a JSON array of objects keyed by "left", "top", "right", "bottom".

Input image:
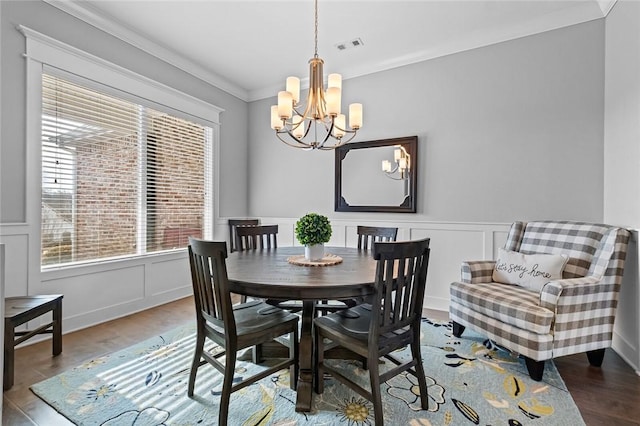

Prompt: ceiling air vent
[{"left": 335, "top": 38, "right": 364, "bottom": 51}]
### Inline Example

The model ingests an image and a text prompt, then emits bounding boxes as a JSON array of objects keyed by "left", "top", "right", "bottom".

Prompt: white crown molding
[
  {"left": 247, "top": 1, "right": 608, "bottom": 102},
  {"left": 598, "top": 0, "right": 618, "bottom": 16},
  {"left": 42, "top": 0, "right": 608, "bottom": 104},
  {"left": 42, "top": 0, "right": 249, "bottom": 101}
]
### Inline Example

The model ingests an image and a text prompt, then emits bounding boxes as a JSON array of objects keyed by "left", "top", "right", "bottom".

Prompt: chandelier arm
[
  {"left": 317, "top": 118, "right": 336, "bottom": 148},
  {"left": 331, "top": 122, "right": 357, "bottom": 134},
  {"left": 292, "top": 105, "right": 305, "bottom": 117},
  {"left": 383, "top": 174, "right": 405, "bottom": 181},
  {"left": 300, "top": 120, "right": 312, "bottom": 139},
  {"left": 275, "top": 130, "right": 313, "bottom": 149},
  {"left": 316, "top": 131, "right": 359, "bottom": 149},
  {"left": 383, "top": 169, "right": 411, "bottom": 180},
  {"left": 286, "top": 126, "right": 319, "bottom": 149},
  {"left": 388, "top": 163, "right": 401, "bottom": 174},
  {"left": 337, "top": 131, "right": 358, "bottom": 145},
  {"left": 295, "top": 99, "right": 314, "bottom": 126},
  {"left": 315, "top": 114, "right": 340, "bottom": 147}
]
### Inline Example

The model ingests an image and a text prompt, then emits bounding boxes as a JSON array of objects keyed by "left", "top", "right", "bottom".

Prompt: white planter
[{"left": 305, "top": 243, "right": 325, "bottom": 261}]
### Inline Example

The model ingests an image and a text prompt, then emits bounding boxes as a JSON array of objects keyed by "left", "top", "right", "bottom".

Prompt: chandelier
[{"left": 270, "top": 0, "right": 363, "bottom": 150}]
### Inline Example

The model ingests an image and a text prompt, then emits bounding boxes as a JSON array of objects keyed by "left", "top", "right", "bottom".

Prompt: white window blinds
[{"left": 41, "top": 73, "right": 211, "bottom": 267}]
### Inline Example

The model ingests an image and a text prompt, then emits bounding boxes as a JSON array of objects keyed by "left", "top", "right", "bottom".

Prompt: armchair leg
[
  {"left": 524, "top": 357, "right": 545, "bottom": 381},
  {"left": 587, "top": 348, "right": 606, "bottom": 367},
  {"left": 452, "top": 321, "right": 465, "bottom": 338}
]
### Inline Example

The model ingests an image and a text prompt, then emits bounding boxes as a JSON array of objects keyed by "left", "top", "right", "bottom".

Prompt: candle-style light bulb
[
  {"left": 278, "top": 91, "right": 293, "bottom": 119},
  {"left": 333, "top": 114, "right": 346, "bottom": 138},
  {"left": 349, "top": 103, "right": 362, "bottom": 129},
  {"left": 292, "top": 115, "right": 305, "bottom": 138},
  {"left": 270, "top": 105, "right": 282, "bottom": 130},
  {"left": 286, "top": 77, "right": 300, "bottom": 104}
]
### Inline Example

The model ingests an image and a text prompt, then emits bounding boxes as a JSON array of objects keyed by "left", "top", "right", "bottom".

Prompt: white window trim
[{"left": 21, "top": 25, "right": 222, "bottom": 285}]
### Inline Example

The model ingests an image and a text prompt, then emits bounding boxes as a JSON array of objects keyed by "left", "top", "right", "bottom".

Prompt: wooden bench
[{"left": 4, "top": 294, "right": 63, "bottom": 390}]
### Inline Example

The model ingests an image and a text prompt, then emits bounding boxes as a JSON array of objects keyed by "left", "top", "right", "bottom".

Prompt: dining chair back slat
[
  {"left": 375, "top": 242, "right": 427, "bottom": 334},
  {"left": 316, "top": 225, "right": 399, "bottom": 315},
  {"left": 235, "top": 225, "right": 278, "bottom": 251},
  {"left": 357, "top": 226, "right": 398, "bottom": 250},
  {"left": 228, "top": 219, "right": 259, "bottom": 252},
  {"left": 188, "top": 240, "right": 232, "bottom": 331}
]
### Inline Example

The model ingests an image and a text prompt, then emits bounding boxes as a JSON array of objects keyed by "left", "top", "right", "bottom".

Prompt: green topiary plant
[{"left": 295, "top": 213, "right": 332, "bottom": 246}]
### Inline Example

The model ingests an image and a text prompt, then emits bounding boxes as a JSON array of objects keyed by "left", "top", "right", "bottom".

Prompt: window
[{"left": 41, "top": 74, "right": 212, "bottom": 267}]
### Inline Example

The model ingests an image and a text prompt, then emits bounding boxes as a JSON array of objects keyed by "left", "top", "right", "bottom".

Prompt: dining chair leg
[
  {"left": 252, "top": 344, "right": 263, "bottom": 364},
  {"left": 411, "top": 338, "right": 429, "bottom": 409},
  {"left": 52, "top": 297, "right": 63, "bottom": 356},
  {"left": 219, "top": 351, "right": 237, "bottom": 426},
  {"left": 368, "top": 360, "right": 384, "bottom": 426},
  {"left": 314, "top": 328, "right": 325, "bottom": 394},
  {"left": 187, "top": 332, "right": 205, "bottom": 397},
  {"left": 290, "top": 329, "right": 299, "bottom": 390}
]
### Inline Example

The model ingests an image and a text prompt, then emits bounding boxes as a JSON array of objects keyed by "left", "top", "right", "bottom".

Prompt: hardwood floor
[
  {"left": 3, "top": 298, "right": 640, "bottom": 425},
  {"left": 2, "top": 298, "right": 195, "bottom": 426}
]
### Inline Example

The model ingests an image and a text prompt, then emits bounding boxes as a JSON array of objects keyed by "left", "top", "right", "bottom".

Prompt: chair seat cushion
[
  {"left": 315, "top": 305, "right": 372, "bottom": 342},
  {"left": 315, "top": 305, "right": 411, "bottom": 352},
  {"left": 213, "top": 300, "right": 299, "bottom": 338},
  {"left": 450, "top": 281, "right": 554, "bottom": 335}
]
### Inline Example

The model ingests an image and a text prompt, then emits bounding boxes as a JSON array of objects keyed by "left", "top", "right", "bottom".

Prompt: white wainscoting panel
[
  {"left": 0, "top": 227, "right": 30, "bottom": 297},
  {"left": 410, "top": 227, "right": 487, "bottom": 311},
  {"left": 33, "top": 251, "right": 193, "bottom": 334},
  {"left": 493, "top": 230, "right": 510, "bottom": 258},
  {"left": 42, "top": 264, "right": 146, "bottom": 329},
  {"left": 147, "top": 256, "right": 192, "bottom": 299}
]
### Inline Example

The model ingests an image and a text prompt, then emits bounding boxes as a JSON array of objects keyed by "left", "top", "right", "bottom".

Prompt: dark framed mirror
[{"left": 335, "top": 136, "right": 417, "bottom": 213}]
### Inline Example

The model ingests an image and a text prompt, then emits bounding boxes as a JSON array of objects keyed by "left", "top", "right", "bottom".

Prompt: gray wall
[
  {"left": 604, "top": 0, "right": 640, "bottom": 228},
  {"left": 0, "top": 0, "right": 250, "bottom": 223},
  {"left": 248, "top": 20, "right": 605, "bottom": 223},
  {"left": 604, "top": 0, "right": 640, "bottom": 371}
]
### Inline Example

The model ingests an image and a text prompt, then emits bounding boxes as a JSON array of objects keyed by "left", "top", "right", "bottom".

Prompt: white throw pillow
[{"left": 492, "top": 248, "right": 569, "bottom": 292}]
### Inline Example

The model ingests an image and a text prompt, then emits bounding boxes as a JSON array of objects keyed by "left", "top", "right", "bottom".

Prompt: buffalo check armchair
[{"left": 449, "top": 221, "right": 630, "bottom": 380}]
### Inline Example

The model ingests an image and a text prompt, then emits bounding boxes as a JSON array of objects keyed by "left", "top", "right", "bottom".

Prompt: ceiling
[{"left": 46, "top": 0, "right": 614, "bottom": 102}]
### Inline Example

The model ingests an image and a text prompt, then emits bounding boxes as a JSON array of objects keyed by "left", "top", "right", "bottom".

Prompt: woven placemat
[{"left": 287, "top": 254, "right": 343, "bottom": 267}]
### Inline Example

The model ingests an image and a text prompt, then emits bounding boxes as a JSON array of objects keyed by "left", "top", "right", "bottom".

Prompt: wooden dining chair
[
  {"left": 356, "top": 225, "right": 398, "bottom": 250},
  {"left": 314, "top": 238, "right": 431, "bottom": 426},
  {"left": 227, "top": 218, "right": 259, "bottom": 253},
  {"left": 234, "top": 224, "right": 280, "bottom": 309},
  {"left": 317, "top": 225, "right": 400, "bottom": 314},
  {"left": 235, "top": 225, "right": 303, "bottom": 321},
  {"left": 187, "top": 238, "right": 299, "bottom": 426},
  {"left": 235, "top": 224, "right": 278, "bottom": 251}
]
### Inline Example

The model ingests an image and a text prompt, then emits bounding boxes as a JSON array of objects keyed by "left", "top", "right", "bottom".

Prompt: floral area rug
[{"left": 31, "top": 318, "right": 584, "bottom": 425}]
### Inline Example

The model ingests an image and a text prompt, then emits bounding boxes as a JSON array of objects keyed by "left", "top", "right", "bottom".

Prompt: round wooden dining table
[{"left": 225, "top": 246, "right": 377, "bottom": 412}]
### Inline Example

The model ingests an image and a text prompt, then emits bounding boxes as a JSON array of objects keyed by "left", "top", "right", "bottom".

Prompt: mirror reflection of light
[{"left": 381, "top": 145, "right": 411, "bottom": 181}]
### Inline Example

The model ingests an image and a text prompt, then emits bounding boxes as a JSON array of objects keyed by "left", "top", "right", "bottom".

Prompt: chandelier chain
[{"left": 314, "top": 0, "right": 318, "bottom": 58}]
